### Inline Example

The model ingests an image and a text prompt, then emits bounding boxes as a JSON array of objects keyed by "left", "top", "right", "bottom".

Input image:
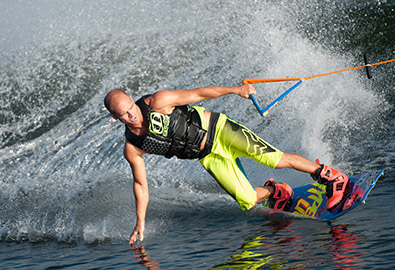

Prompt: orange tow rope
[
  {"left": 244, "top": 57, "right": 395, "bottom": 117},
  {"left": 244, "top": 58, "right": 395, "bottom": 84}
]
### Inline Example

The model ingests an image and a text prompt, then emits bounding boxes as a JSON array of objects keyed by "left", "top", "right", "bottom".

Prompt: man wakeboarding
[{"left": 103, "top": 85, "right": 349, "bottom": 244}]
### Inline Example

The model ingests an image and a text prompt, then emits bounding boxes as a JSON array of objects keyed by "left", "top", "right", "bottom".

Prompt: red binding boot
[
  {"left": 311, "top": 159, "right": 350, "bottom": 211},
  {"left": 264, "top": 178, "right": 293, "bottom": 211}
]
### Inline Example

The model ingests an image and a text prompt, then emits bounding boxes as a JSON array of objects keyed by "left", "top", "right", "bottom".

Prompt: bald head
[{"left": 104, "top": 89, "right": 130, "bottom": 115}]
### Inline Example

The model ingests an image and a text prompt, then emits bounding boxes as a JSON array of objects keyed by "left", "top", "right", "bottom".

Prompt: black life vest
[{"left": 125, "top": 95, "right": 207, "bottom": 159}]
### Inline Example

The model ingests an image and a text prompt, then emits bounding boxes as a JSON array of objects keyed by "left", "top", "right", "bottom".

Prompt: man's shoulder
[{"left": 124, "top": 140, "right": 145, "bottom": 160}]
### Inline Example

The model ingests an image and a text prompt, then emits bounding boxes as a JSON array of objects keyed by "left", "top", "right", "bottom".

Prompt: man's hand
[
  {"left": 129, "top": 222, "right": 145, "bottom": 245},
  {"left": 238, "top": 84, "right": 257, "bottom": 99}
]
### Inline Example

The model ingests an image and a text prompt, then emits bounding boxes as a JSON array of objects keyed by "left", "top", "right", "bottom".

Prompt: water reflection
[
  {"left": 210, "top": 220, "right": 305, "bottom": 269},
  {"left": 329, "top": 224, "right": 363, "bottom": 269},
  {"left": 128, "top": 222, "right": 363, "bottom": 269},
  {"left": 210, "top": 221, "right": 364, "bottom": 269},
  {"left": 130, "top": 245, "right": 161, "bottom": 270}
]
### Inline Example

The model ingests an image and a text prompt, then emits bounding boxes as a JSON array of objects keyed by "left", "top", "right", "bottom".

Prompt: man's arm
[
  {"left": 124, "top": 142, "right": 149, "bottom": 245},
  {"left": 147, "top": 84, "right": 257, "bottom": 114}
]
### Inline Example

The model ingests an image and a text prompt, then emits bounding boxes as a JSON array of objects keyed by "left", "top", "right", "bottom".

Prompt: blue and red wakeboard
[{"left": 259, "top": 170, "right": 383, "bottom": 221}]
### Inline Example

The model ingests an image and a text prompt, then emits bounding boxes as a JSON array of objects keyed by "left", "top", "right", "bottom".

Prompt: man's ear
[{"left": 110, "top": 113, "right": 118, "bottom": 120}]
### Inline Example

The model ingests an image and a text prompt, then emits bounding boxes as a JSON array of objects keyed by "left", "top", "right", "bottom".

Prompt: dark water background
[{"left": 1, "top": 0, "right": 394, "bottom": 269}]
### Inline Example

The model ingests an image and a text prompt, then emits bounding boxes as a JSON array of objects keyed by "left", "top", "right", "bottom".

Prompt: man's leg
[
  {"left": 209, "top": 118, "right": 298, "bottom": 210},
  {"left": 254, "top": 186, "right": 273, "bottom": 204},
  {"left": 276, "top": 153, "right": 350, "bottom": 210},
  {"left": 204, "top": 115, "right": 348, "bottom": 211},
  {"left": 275, "top": 153, "right": 320, "bottom": 173}
]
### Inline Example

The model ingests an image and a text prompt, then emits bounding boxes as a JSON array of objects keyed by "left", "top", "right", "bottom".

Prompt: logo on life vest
[{"left": 149, "top": 112, "right": 169, "bottom": 137}]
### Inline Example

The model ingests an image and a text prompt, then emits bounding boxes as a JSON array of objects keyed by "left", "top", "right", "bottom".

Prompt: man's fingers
[
  {"left": 129, "top": 236, "right": 136, "bottom": 245},
  {"left": 248, "top": 84, "right": 257, "bottom": 96},
  {"left": 139, "top": 232, "right": 144, "bottom": 242},
  {"left": 129, "top": 229, "right": 144, "bottom": 245},
  {"left": 241, "top": 84, "right": 257, "bottom": 98},
  {"left": 129, "top": 231, "right": 138, "bottom": 245}
]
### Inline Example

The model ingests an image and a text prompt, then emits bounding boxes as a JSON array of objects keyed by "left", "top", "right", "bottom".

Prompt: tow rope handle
[
  {"left": 247, "top": 79, "right": 303, "bottom": 117},
  {"left": 245, "top": 55, "right": 394, "bottom": 118}
]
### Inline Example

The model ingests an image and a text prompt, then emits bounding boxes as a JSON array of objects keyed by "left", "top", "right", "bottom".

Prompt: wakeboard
[{"left": 259, "top": 170, "right": 383, "bottom": 221}]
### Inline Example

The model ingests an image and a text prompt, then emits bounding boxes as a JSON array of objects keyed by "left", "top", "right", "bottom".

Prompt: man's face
[{"left": 111, "top": 95, "right": 142, "bottom": 126}]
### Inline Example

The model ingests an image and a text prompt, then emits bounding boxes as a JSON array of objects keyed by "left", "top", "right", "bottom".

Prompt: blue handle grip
[
  {"left": 249, "top": 93, "right": 264, "bottom": 116},
  {"left": 250, "top": 94, "right": 263, "bottom": 115},
  {"left": 249, "top": 79, "right": 304, "bottom": 118}
]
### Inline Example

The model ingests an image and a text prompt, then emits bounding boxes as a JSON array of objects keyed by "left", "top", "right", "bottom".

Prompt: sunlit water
[{"left": 1, "top": 0, "right": 394, "bottom": 269}]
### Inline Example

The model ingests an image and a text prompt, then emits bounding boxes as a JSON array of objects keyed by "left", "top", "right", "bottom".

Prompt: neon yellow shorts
[{"left": 199, "top": 114, "right": 283, "bottom": 210}]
